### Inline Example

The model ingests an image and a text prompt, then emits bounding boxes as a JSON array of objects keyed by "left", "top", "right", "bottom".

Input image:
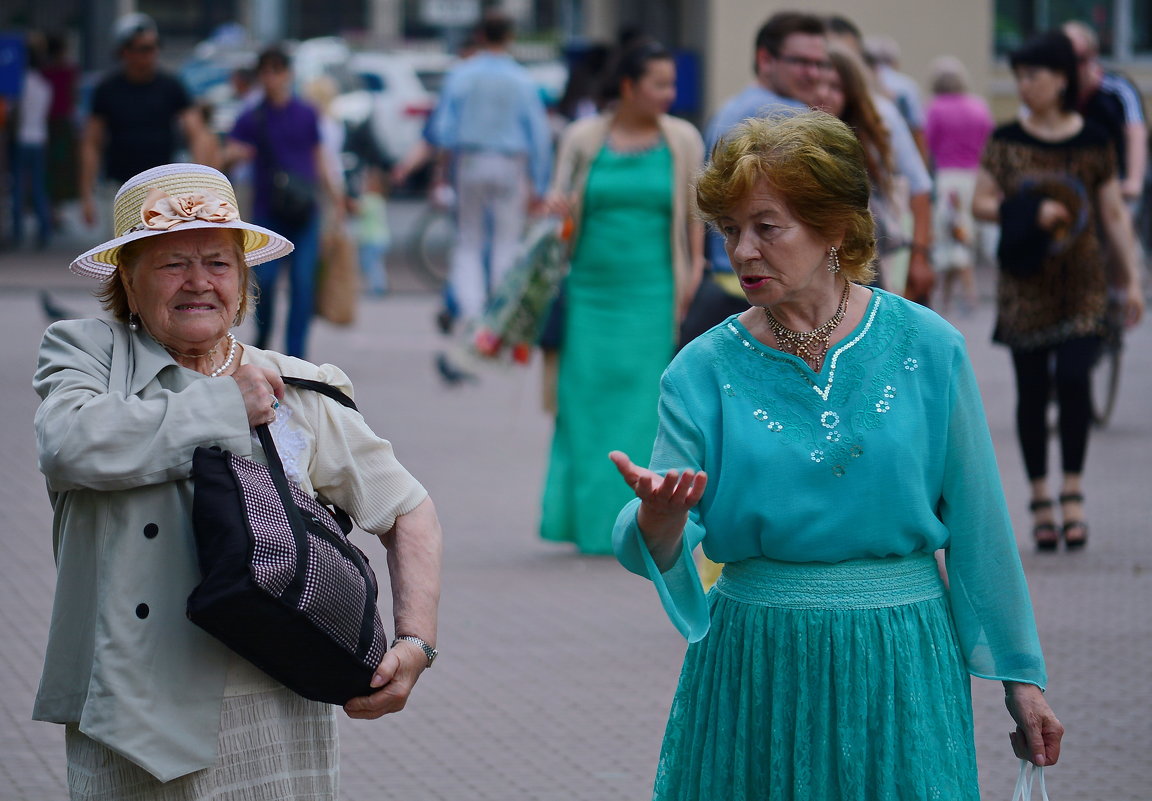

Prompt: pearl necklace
[
  {"left": 763, "top": 281, "right": 851, "bottom": 372},
  {"left": 162, "top": 332, "right": 238, "bottom": 376},
  {"left": 208, "top": 333, "right": 238, "bottom": 377}
]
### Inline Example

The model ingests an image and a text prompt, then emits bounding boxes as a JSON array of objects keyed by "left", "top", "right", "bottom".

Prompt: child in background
[
  {"left": 935, "top": 185, "right": 979, "bottom": 314},
  {"left": 355, "top": 166, "right": 391, "bottom": 296}
]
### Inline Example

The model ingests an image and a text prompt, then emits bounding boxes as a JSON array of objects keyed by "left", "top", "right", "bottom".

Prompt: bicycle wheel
[
  {"left": 1090, "top": 340, "right": 1122, "bottom": 427},
  {"left": 411, "top": 208, "right": 455, "bottom": 289}
]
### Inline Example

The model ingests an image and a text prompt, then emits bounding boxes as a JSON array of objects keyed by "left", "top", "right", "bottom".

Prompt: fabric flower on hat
[{"left": 140, "top": 188, "right": 240, "bottom": 231}]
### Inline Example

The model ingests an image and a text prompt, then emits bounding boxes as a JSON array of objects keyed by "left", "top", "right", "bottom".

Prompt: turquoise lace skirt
[{"left": 653, "top": 553, "right": 980, "bottom": 801}]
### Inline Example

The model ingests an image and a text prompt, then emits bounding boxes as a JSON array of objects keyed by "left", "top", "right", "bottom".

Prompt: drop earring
[
  {"left": 827, "top": 246, "right": 841, "bottom": 274},
  {"left": 128, "top": 312, "right": 140, "bottom": 332}
]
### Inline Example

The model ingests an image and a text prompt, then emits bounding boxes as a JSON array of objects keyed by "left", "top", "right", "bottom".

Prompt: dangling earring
[
  {"left": 827, "top": 246, "right": 841, "bottom": 274},
  {"left": 128, "top": 312, "right": 140, "bottom": 332}
]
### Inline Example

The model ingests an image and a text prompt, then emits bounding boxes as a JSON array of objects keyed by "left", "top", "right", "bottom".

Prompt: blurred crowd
[
  {"left": 5, "top": 8, "right": 1148, "bottom": 799},
  {"left": 1, "top": 7, "right": 1148, "bottom": 534}
]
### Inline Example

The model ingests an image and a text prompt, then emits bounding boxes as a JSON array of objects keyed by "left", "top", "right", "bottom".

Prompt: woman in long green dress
[{"left": 540, "top": 42, "right": 705, "bottom": 554}]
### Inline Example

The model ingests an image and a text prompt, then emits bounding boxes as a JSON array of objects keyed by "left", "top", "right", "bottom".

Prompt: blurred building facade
[
  {"left": 582, "top": 0, "right": 1151, "bottom": 125},
  {"left": 2, "top": 0, "right": 1148, "bottom": 122}
]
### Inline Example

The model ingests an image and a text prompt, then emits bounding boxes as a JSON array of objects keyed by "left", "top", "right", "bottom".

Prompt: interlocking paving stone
[{"left": 1, "top": 243, "right": 1149, "bottom": 800}]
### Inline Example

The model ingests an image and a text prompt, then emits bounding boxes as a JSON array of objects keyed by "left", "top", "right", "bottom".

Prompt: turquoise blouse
[{"left": 613, "top": 288, "right": 1047, "bottom": 688}]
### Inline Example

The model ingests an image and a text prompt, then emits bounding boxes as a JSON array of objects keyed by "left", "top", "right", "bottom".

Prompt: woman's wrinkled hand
[
  {"left": 1005, "top": 682, "right": 1064, "bottom": 767},
  {"left": 609, "top": 450, "right": 707, "bottom": 568},
  {"left": 230, "top": 364, "right": 285, "bottom": 428},
  {"left": 343, "top": 640, "right": 428, "bottom": 720},
  {"left": 610, "top": 451, "right": 707, "bottom": 516}
]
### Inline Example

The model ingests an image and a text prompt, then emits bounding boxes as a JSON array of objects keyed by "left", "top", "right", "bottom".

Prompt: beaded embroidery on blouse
[{"left": 716, "top": 293, "right": 920, "bottom": 477}]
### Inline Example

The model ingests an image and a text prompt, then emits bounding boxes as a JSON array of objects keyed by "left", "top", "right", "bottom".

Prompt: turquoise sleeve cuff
[{"left": 614, "top": 499, "right": 711, "bottom": 641}]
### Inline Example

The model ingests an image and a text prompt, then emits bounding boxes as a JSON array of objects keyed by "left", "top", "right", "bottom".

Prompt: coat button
[
  {"left": 135, "top": 603, "right": 150, "bottom": 619},
  {"left": 143, "top": 523, "right": 159, "bottom": 539}
]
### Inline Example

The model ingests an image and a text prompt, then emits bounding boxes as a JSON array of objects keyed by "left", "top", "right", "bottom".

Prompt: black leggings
[{"left": 1011, "top": 337, "right": 1101, "bottom": 480}]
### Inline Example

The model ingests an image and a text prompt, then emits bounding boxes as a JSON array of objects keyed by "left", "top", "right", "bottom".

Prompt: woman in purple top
[{"left": 924, "top": 57, "right": 994, "bottom": 314}]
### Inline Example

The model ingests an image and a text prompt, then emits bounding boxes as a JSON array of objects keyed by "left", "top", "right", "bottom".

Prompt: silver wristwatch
[{"left": 392, "top": 635, "right": 438, "bottom": 668}]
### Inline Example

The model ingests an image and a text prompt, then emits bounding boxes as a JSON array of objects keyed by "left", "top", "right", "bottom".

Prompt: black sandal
[
  {"left": 1059, "top": 493, "right": 1089, "bottom": 550},
  {"left": 1029, "top": 499, "right": 1058, "bottom": 551}
]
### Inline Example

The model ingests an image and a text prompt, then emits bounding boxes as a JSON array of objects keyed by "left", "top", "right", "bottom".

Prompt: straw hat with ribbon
[{"left": 70, "top": 163, "right": 294, "bottom": 279}]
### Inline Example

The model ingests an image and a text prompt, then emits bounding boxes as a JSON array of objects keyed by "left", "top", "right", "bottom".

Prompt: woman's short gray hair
[{"left": 930, "top": 56, "right": 970, "bottom": 95}]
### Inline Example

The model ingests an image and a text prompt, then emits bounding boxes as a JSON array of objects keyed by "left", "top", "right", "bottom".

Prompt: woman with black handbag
[{"left": 32, "top": 162, "right": 441, "bottom": 800}]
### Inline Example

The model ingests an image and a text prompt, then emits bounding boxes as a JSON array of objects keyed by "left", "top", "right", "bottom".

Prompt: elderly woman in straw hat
[{"left": 32, "top": 163, "right": 442, "bottom": 799}]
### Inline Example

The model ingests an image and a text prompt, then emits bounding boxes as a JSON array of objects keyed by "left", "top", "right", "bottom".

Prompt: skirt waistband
[{"left": 713, "top": 552, "right": 944, "bottom": 610}]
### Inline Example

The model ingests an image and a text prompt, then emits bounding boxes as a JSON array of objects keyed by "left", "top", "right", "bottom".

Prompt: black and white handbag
[{"left": 187, "top": 378, "right": 387, "bottom": 705}]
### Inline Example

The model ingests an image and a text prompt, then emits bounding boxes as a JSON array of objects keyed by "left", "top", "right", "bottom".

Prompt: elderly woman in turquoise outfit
[
  {"left": 33, "top": 163, "right": 442, "bottom": 800},
  {"left": 609, "top": 112, "right": 1063, "bottom": 800}
]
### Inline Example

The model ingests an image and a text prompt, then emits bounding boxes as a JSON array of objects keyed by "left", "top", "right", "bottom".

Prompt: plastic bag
[{"left": 1010, "top": 760, "right": 1050, "bottom": 801}]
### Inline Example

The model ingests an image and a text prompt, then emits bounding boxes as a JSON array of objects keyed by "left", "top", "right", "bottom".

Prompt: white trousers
[{"left": 451, "top": 152, "right": 529, "bottom": 321}]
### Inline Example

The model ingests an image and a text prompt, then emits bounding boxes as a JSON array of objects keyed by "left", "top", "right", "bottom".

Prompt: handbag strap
[
  {"left": 253, "top": 422, "right": 311, "bottom": 604},
  {"left": 255, "top": 104, "right": 281, "bottom": 173},
  {"left": 283, "top": 376, "right": 357, "bottom": 411},
  {"left": 256, "top": 377, "right": 359, "bottom": 550}
]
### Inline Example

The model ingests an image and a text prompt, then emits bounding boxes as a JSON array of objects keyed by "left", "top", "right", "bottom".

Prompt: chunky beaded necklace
[{"left": 763, "top": 280, "right": 851, "bottom": 372}]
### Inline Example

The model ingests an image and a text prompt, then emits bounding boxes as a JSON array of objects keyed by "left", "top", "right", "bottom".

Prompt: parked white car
[{"left": 331, "top": 50, "right": 457, "bottom": 165}]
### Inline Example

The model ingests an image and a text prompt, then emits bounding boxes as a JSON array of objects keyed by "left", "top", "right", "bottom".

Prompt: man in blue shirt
[
  {"left": 680, "top": 12, "right": 825, "bottom": 346},
  {"left": 430, "top": 11, "right": 552, "bottom": 328}
]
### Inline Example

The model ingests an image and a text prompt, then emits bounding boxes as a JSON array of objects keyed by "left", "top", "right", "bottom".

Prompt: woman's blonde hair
[
  {"left": 95, "top": 229, "right": 252, "bottom": 323},
  {"left": 697, "top": 110, "right": 877, "bottom": 283}
]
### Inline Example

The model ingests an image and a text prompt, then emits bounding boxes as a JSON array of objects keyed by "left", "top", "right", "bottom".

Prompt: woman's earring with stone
[
  {"left": 128, "top": 312, "right": 140, "bottom": 332},
  {"left": 827, "top": 246, "right": 841, "bottom": 274}
]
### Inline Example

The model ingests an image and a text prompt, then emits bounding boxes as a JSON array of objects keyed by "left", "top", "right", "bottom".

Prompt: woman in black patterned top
[{"left": 973, "top": 30, "right": 1143, "bottom": 550}]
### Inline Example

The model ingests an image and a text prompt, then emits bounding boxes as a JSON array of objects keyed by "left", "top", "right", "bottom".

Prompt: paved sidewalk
[{"left": 0, "top": 245, "right": 1149, "bottom": 800}]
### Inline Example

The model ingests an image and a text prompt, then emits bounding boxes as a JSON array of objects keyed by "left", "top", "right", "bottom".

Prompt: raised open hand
[
  {"left": 610, "top": 450, "right": 708, "bottom": 514},
  {"left": 609, "top": 451, "right": 707, "bottom": 568}
]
